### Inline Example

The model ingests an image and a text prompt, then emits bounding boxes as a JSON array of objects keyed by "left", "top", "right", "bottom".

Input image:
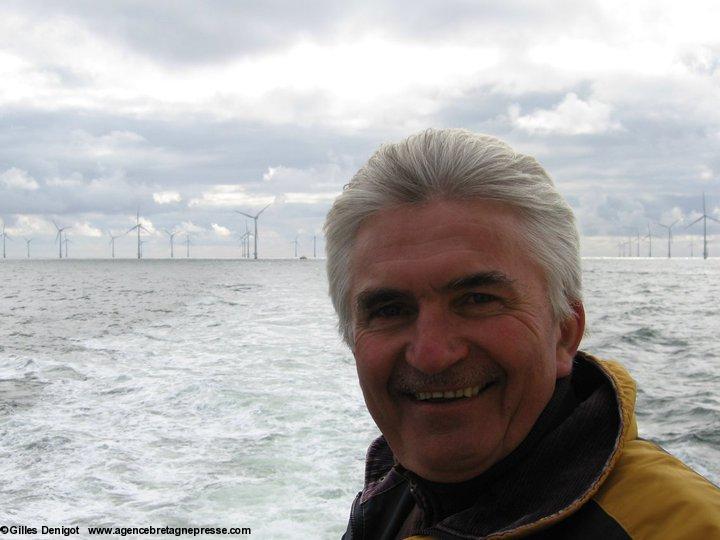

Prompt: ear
[{"left": 555, "top": 301, "right": 585, "bottom": 378}]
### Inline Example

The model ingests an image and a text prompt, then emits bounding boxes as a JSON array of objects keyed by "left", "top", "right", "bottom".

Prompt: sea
[{"left": 0, "top": 258, "right": 718, "bottom": 539}]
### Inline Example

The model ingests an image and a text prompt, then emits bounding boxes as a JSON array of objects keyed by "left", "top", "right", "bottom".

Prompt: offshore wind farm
[{"left": 1, "top": 193, "right": 719, "bottom": 260}]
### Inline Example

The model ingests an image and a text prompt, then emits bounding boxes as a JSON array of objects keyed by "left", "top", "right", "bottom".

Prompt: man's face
[{"left": 348, "top": 198, "right": 582, "bottom": 482}]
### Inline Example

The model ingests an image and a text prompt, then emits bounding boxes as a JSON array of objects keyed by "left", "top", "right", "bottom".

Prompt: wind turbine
[
  {"left": 53, "top": 221, "right": 71, "bottom": 259},
  {"left": 126, "top": 210, "right": 150, "bottom": 260},
  {"left": 163, "top": 229, "right": 178, "bottom": 258},
  {"left": 685, "top": 193, "right": 720, "bottom": 259},
  {"left": 291, "top": 236, "right": 299, "bottom": 258},
  {"left": 107, "top": 230, "right": 124, "bottom": 259},
  {"left": 625, "top": 235, "right": 634, "bottom": 257},
  {"left": 657, "top": 219, "right": 680, "bottom": 258},
  {"left": 1, "top": 223, "right": 10, "bottom": 259},
  {"left": 24, "top": 238, "right": 32, "bottom": 259},
  {"left": 185, "top": 233, "right": 192, "bottom": 258},
  {"left": 235, "top": 203, "right": 271, "bottom": 259},
  {"left": 63, "top": 235, "right": 71, "bottom": 258},
  {"left": 239, "top": 225, "right": 251, "bottom": 258},
  {"left": 240, "top": 221, "right": 252, "bottom": 258},
  {"left": 643, "top": 223, "right": 653, "bottom": 257}
]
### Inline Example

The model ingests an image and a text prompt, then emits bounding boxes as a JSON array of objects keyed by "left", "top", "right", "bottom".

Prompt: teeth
[{"left": 414, "top": 384, "right": 488, "bottom": 401}]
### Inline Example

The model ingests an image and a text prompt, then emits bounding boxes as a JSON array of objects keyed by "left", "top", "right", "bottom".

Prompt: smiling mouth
[{"left": 412, "top": 380, "right": 496, "bottom": 402}]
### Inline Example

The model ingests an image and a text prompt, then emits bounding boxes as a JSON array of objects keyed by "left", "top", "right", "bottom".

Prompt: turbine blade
[
  {"left": 235, "top": 210, "right": 254, "bottom": 219},
  {"left": 257, "top": 202, "right": 272, "bottom": 217},
  {"left": 685, "top": 216, "right": 702, "bottom": 228}
]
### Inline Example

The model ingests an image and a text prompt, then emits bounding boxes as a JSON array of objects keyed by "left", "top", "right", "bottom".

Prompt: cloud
[
  {"left": 1, "top": 167, "right": 39, "bottom": 190},
  {"left": 211, "top": 223, "right": 231, "bottom": 237},
  {"left": 72, "top": 130, "right": 147, "bottom": 156},
  {"left": 188, "top": 185, "right": 274, "bottom": 208},
  {"left": 698, "top": 166, "right": 714, "bottom": 181},
  {"left": 509, "top": 93, "right": 623, "bottom": 135},
  {"left": 283, "top": 192, "right": 339, "bottom": 204},
  {"left": 71, "top": 221, "right": 102, "bottom": 237},
  {"left": 178, "top": 221, "right": 204, "bottom": 234},
  {"left": 660, "top": 207, "right": 685, "bottom": 225},
  {"left": 153, "top": 191, "right": 182, "bottom": 204},
  {"left": 46, "top": 173, "right": 84, "bottom": 187},
  {"left": 5, "top": 214, "right": 55, "bottom": 236}
]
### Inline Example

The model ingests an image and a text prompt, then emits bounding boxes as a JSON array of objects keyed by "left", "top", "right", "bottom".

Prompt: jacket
[{"left": 342, "top": 352, "right": 720, "bottom": 539}]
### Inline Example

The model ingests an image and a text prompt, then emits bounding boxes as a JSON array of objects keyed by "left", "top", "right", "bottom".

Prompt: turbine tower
[
  {"left": 240, "top": 221, "right": 251, "bottom": 259},
  {"left": 643, "top": 223, "right": 652, "bottom": 257},
  {"left": 63, "top": 235, "right": 71, "bottom": 258},
  {"left": 107, "top": 230, "right": 124, "bottom": 259},
  {"left": 657, "top": 219, "right": 680, "bottom": 258},
  {"left": 163, "top": 229, "right": 178, "bottom": 258},
  {"left": 127, "top": 210, "right": 150, "bottom": 260},
  {"left": 185, "top": 233, "right": 192, "bottom": 258},
  {"left": 313, "top": 234, "right": 317, "bottom": 259},
  {"left": 24, "top": 238, "right": 32, "bottom": 259},
  {"left": 685, "top": 193, "right": 720, "bottom": 259},
  {"left": 291, "top": 236, "right": 299, "bottom": 258},
  {"left": 235, "top": 203, "right": 271, "bottom": 260},
  {"left": 239, "top": 224, "right": 251, "bottom": 258},
  {"left": 1, "top": 223, "right": 10, "bottom": 259},
  {"left": 53, "top": 221, "right": 71, "bottom": 259}
]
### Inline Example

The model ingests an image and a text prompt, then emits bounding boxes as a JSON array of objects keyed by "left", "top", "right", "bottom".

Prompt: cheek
[{"left": 353, "top": 334, "right": 395, "bottom": 395}]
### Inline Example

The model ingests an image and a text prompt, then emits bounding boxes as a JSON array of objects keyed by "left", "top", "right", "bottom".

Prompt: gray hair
[{"left": 324, "top": 128, "right": 581, "bottom": 347}]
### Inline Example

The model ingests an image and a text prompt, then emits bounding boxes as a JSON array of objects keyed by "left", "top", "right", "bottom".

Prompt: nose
[{"left": 404, "top": 303, "right": 469, "bottom": 375}]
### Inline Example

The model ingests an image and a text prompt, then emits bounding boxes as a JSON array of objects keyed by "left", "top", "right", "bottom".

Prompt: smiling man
[{"left": 324, "top": 129, "right": 720, "bottom": 539}]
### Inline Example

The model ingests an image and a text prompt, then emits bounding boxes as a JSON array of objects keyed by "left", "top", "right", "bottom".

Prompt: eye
[
  {"left": 370, "top": 303, "right": 408, "bottom": 319},
  {"left": 466, "top": 292, "right": 498, "bottom": 304}
]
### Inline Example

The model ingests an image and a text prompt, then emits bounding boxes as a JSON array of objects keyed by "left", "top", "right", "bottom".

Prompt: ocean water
[{"left": 0, "top": 258, "right": 718, "bottom": 539}]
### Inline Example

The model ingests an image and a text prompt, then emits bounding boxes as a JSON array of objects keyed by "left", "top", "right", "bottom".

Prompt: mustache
[{"left": 390, "top": 360, "right": 504, "bottom": 394}]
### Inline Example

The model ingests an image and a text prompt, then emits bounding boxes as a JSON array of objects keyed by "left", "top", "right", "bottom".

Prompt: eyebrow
[
  {"left": 354, "top": 288, "right": 409, "bottom": 314},
  {"left": 442, "top": 271, "right": 515, "bottom": 292},
  {"left": 354, "top": 271, "right": 515, "bottom": 313}
]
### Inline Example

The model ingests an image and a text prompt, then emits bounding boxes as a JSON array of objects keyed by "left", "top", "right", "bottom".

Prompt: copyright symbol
[{"left": 0, "top": 526, "right": 8, "bottom": 534}]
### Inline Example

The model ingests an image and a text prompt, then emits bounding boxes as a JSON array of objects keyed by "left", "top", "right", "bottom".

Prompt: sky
[{"left": 1, "top": 0, "right": 719, "bottom": 258}]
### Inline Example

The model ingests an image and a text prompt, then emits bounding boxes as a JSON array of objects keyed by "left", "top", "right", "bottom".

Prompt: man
[{"left": 323, "top": 129, "right": 720, "bottom": 539}]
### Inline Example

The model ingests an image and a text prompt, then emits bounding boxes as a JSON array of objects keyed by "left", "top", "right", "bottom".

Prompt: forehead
[{"left": 349, "top": 198, "right": 543, "bottom": 293}]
